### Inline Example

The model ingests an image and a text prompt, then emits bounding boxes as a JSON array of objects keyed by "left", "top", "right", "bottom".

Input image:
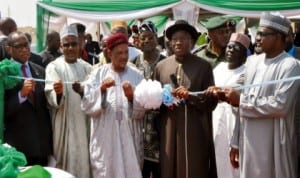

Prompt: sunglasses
[
  {"left": 226, "top": 44, "right": 241, "bottom": 51},
  {"left": 62, "top": 42, "right": 78, "bottom": 48},
  {"left": 12, "top": 43, "right": 30, "bottom": 49}
]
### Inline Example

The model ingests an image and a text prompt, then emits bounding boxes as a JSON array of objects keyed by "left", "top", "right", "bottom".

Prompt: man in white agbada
[
  {"left": 45, "top": 25, "right": 92, "bottom": 178},
  {"left": 81, "top": 33, "right": 145, "bottom": 178},
  {"left": 224, "top": 12, "right": 300, "bottom": 178}
]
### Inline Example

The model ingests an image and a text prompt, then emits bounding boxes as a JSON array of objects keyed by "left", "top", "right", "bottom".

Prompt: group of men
[{"left": 1, "top": 10, "right": 300, "bottom": 178}]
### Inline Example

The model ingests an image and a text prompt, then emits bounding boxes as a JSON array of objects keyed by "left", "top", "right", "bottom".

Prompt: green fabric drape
[
  {"left": 144, "top": 15, "right": 169, "bottom": 35},
  {"left": 192, "top": 0, "right": 300, "bottom": 11},
  {"left": 39, "top": 0, "right": 179, "bottom": 11},
  {"left": 36, "top": 0, "right": 179, "bottom": 52},
  {"left": 0, "top": 59, "right": 20, "bottom": 140}
]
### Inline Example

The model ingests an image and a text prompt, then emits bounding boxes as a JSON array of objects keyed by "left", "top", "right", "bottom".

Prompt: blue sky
[{"left": 0, "top": 0, "right": 37, "bottom": 27}]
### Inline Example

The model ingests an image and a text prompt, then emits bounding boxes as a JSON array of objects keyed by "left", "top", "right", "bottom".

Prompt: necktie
[{"left": 21, "top": 64, "right": 35, "bottom": 105}]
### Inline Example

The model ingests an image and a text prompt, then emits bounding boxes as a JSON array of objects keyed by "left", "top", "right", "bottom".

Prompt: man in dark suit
[
  {"left": 85, "top": 33, "right": 101, "bottom": 65},
  {"left": 4, "top": 31, "right": 52, "bottom": 166}
]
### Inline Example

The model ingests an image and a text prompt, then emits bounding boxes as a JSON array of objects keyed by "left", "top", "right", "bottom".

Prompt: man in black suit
[
  {"left": 4, "top": 31, "right": 52, "bottom": 166},
  {"left": 84, "top": 33, "right": 101, "bottom": 65}
]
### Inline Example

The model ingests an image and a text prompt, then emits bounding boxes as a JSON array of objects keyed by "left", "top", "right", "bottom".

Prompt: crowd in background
[{"left": 0, "top": 11, "right": 300, "bottom": 178}]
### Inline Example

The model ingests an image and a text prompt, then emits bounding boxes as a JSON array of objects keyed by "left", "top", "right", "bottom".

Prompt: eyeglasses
[
  {"left": 12, "top": 43, "right": 29, "bottom": 50},
  {"left": 256, "top": 31, "right": 277, "bottom": 37},
  {"left": 171, "top": 38, "right": 191, "bottom": 43},
  {"left": 226, "top": 44, "right": 241, "bottom": 51},
  {"left": 62, "top": 42, "right": 78, "bottom": 48}
]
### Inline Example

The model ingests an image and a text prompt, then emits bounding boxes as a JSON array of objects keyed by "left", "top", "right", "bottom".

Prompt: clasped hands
[
  {"left": 100, "top": 77, "right": 134, "bottom": 102},
  {"left": 53, "top": 80, "right": 83, "bottom": 96},
  {"left": 204, "top": 86, "right": 240, "bottom": 107}
]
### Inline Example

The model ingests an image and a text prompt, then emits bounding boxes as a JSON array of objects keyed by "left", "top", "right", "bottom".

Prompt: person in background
[
  {"left": 39, "top": 31, "right": 62, "bottom": 68},
  {"left": 154, "top": 20, "right": 217, "bottom": 178},
  {"left": 98, "top": 20, "right": 142, "bottom": 65},
  {"left": 132, "top": 24, "right": 140, "bottom": 49},
  {"left": 81, "top": 33, "right": 145, "bottom": 178},
  {"left": 85, "top": 33, "right": 101, "bottom": 65},
  {"left": 285, "top": 26, "right": 300, "bottom": 59},
  {"left": 160, "top": 20, "right": 175, "bottom": 57},
  {"left": 45, "top": 25, "right": 92, "bottom": 178},
  {"left": 205, "top": 33, "right": 250, "bottom": 178},
  {"left": 4, "top": 31, "right": 52, "bottom": 166},
  {"left": 226, "top": 12, "right": 300, "bottom": 178},
  {"left": 24, "top": 32, "right": 44, "bottom": 68},
  {"left": 70, "top": 23, "right": 89, "bottom": 61},
  {"left": 132, "top": 21, "right": 165, "bottom": 178},
  {"left": 0, "top": 17, "right": 17, "bottom": 60},
  {"left": 195, "top": 16, "right": 236, "bottom": 68}
]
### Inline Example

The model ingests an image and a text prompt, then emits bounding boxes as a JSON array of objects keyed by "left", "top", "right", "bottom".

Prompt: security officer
[{"left": 195, "top": 16, "right": 236, "bottom": 68}]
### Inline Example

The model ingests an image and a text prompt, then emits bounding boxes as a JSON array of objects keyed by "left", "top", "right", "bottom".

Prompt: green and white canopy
[{"left": 36, "top": 0, "right": 300, "bottom": 51}]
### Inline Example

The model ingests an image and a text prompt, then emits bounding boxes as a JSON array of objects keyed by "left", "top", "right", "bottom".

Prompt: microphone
[{"left": 170, "top": 74, "right": 179, "bottom": 88}]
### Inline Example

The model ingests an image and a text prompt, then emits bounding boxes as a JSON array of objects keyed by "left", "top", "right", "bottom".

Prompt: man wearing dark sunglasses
[{"left": 45, "top": 25, "right": 92, "bottom": 178}]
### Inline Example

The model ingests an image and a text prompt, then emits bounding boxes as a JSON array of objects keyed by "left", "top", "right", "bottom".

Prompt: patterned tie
[{"left": 21, "top": 64, "right": 35, "bottom": 105}]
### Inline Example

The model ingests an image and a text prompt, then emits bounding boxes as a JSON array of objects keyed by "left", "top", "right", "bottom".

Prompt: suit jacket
[{"left": 4, "top": 61, "right": 52, "bottom": 158}]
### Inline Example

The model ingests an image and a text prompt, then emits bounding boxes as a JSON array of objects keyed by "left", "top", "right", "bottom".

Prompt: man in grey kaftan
[{"left": 229, "top": 12, "right": 300, "bottom": 178}]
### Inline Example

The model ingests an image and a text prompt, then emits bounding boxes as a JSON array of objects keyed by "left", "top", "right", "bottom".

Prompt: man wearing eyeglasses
[
  {"left": 195, "top": 15, "right": 236, "bottom": 68},
  {"left": 205, "top": 33, "right": 250, "bottom": 178},
  {"left": 45, "top": 25, "right": 92, "bottom": 178},
  {"left": 4, "top": 31, "right": 53, "bottom": 166},
  {"left": 216, "top": 12, "right": 300, "bottom": 178}
]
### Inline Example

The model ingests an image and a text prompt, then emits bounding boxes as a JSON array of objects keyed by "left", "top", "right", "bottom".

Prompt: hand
[
  {"left": 229, "top": 147, "right": 239, "bottom": 169},
  {"left": 205, "top": 86, "right": 226, "bottom": 101},
  {"left": 122, "top": 81, "right": 133, "bottom": 102},
  {"left": 53, "top": 80, "right": 63, "bottom": 94},
  {"left": 224, "top": 88, "right": 240, "bottom": 107},
  {"left": 72, "top": 81, "right": 83, "bottom": 96},
  {"left": 101, "top": 77, "right": 115, "bottom": 93},
  {"left": 172, "top": 86, "right": 189, "bottom": 99},
  {"left": 20, "top": 79, "right": 35, "bottom": 97}
]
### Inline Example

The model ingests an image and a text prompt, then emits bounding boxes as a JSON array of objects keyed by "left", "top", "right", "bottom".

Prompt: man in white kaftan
[
  {"left": 81, "top": 33, "right": 145, "bottom": 178},
  {"left": 45, "top": 25, "right": 92, "bottom": 178},
  {"left": 229, "top": 12, "right": 300, "bottom": 178},
  {"left": 81, "top": 64, "right": 145, "bottom": 178},
  {"left": 210, "top": 33, "right": 250, "bottom": 178}
]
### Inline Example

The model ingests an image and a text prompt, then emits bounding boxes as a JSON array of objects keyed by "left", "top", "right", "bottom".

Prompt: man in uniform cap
[
  {"left": 195, "top": 15, "right": 236, "bottom": 68},
  {"left": 220, "top": 12, "right": 300, "bottom": 178},
  {"left": 45, "top": 24, "right": 92, "bottom": 178},
  {"left": 154, "top": 19, "right": 218, "bottom": 178}
]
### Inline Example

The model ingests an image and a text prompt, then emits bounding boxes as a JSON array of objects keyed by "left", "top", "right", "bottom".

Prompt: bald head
[{"left": 0, "top": 17, "right": 17, "bottom": 36}]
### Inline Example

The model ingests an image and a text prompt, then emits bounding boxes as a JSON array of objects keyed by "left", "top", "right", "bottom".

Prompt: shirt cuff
[{"left": 18, "top": 91, "right": 27, "bottom": 104}]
